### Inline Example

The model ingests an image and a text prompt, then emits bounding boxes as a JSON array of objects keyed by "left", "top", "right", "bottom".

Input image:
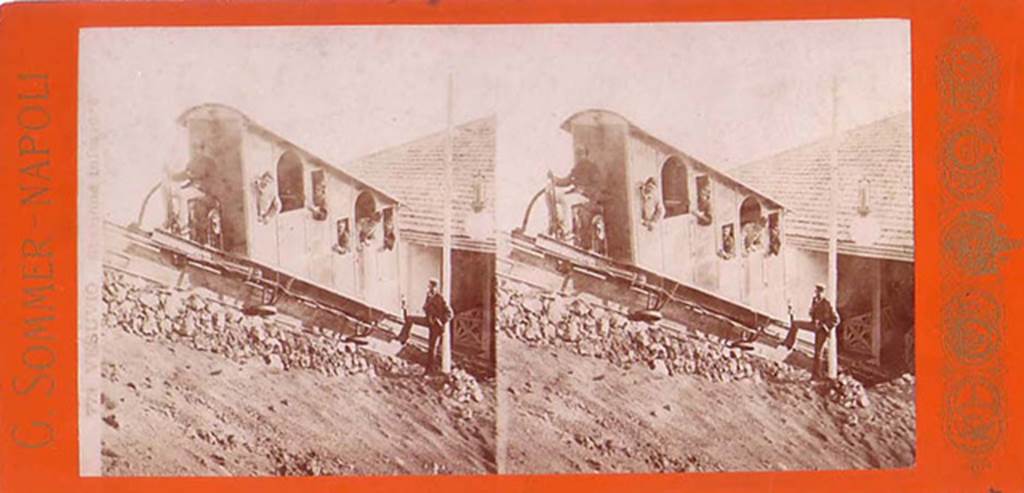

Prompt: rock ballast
[
  {"left": 102, "top": 270, "right": 472, "bottom": 390},
  {"left": 498, "top": 278, "right": 779, "bottom": 384},
  {"left": 496, "top": 278, "right": 887, "bottom": 414}
]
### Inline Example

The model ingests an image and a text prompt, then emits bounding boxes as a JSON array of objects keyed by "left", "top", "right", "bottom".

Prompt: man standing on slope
[
  {"left": 397, "top": 278, "right": 453, "bottom": 373},
  {"left": 809, "top": 283, "right": 839, "bottom": 380}
]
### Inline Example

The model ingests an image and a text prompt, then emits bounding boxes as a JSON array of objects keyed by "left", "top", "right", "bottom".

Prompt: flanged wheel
[
  {"left": 242, "top": 304, "right": 278, "bottom": 317},
  {"left": 628, "top": 309, "right": 663, "bottom": 323}
]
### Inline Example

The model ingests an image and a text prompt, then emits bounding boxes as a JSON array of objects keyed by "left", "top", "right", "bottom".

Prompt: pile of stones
[
  {"left": 267, "top": 446, "right": 349, "bottom": 476},
  {"left": 873, "top": 373, "right": 915, "bottom": 395},
  {"left": 442, "top": 368, "right": 485, "bottom": 404},
  {"left": 371, "top": 352, "right": 422, "bottom": 377},
  {"left": 497, "top": 279, "right": 771, "bottom": 384},
  {"left": 828, "top": 373, "right": 871, "bottom": 409},
  {"left": 759, "top": 360, "right": 813, "bottom": 383},
  {"left": 102, "top": 270, "right": 480, "bottom": 392}
]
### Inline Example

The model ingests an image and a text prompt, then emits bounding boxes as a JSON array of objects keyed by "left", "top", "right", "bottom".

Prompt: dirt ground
[
  {"left": 498, "top": 335, "right": 915, "bottom": 474},
  {"left": 99, "top": 327, "right": 496, "bottom": 476},
  {"left": 97, "top": 311, "right": 914, "bottom": 477}
]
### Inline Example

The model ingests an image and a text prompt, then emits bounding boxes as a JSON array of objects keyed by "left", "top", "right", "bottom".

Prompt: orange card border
[{"left": 1, "top": 1, "right": 1022, "bottom": 492}]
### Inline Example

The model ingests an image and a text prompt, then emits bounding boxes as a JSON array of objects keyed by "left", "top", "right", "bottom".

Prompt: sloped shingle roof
[
  {"left": 731, "top": 112, "right": 913, "bottom": 262},
  {"left": 346, "top": 117, "right": 496, "bottom": 253}
]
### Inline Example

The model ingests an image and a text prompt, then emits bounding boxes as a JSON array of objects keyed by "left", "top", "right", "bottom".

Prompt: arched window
[
  {"left": 739, "top": 196, "right": 765, "bottom": 253},
  {"left": 661, "top": 156, "right": 689, "bottom": 217},
  {"left": 740, "top": 197, "right": 762, "bottom": 225},
  {"left": 276, "top": 150, "right": 305, "bottom": 213},
  {"left": 354, "top": 191, "right": 379, "bottom": 247}
]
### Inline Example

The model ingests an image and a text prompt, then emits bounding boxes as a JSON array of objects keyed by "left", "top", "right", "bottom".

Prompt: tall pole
[
  {"left": 871, "top": 259, "right": 882, "bottom": 366},
  {"left": 827, "top": 76, "right": 840, "bottom": 380},
  {"left": 441, "top": 73, "right": 454, "bottom": 375}
]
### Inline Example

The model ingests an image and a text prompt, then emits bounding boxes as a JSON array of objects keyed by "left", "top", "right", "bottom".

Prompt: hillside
[
  {"left": 495, "top": 278, "right": 915, "bottom": 473},
  {"left": 497, "top": 329, "right": 915, "bottom": 473},
  {"left": 99, "top": 327, "right": 496, "bottom": 476}
]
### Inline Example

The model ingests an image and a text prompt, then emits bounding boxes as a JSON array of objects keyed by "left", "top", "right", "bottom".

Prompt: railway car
[{"left": 511, "top": 109, "right": 789, "bottom": 329}]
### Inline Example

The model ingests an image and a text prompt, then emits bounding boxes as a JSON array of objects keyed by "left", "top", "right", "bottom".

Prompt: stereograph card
[{"left": 0, "top": 1, "right": 1021, "bottom": 492}]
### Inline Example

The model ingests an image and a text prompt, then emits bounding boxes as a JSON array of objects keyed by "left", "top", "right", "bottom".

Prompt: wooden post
[
  {"left": 872, "top": 259, "right": 882, "bottom": 366},
  {"left": 441, "top": 73, "right": 454, "bottom": 375},
  {"left": 827, "top": 76, "right": 840, "bottom": 380}
]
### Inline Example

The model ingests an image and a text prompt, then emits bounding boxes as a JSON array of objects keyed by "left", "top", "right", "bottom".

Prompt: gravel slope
[
  {"left": 498, "top": 335, "right": 915, "bottom": 474},
  {"left": 99, "top": 328, "right": 496, "bottom": 476}
]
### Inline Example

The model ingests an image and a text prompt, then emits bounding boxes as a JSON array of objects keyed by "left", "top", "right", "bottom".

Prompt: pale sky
[{"left": 80, "top": 21, "right": 910, "bottom": 230}]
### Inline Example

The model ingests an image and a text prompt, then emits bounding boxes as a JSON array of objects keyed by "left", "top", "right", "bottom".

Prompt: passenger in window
[
  {"left": 591, "top": 212, "right": 607, "bottom": 256},
  {"left": 309, "top": 202, "right": 328, "bottom": 221},
  {"left": 570, "top": 204, "right": 587, "bottom": 248},
  {"left": 309, "top": 171, "right": 328, "bottom": 221},
  {"left": 742, "top": 219, "right": 764, "bottom": 254},
  {"left": 382, "top": 209, "right": 396, "bottom": 251},
  {"left": 254, "top": 171, "right": 281, "bottom": 224},
  {"left": 696, "top": 177, "right": 713, "bottom": 225},
  {"left": 720, "top": 224, "right": 736, "bottom": 259},
  {"left": 357, "top": 211, "right": 382, "bottom": 248},
  {"left": 187, "top": 198, "right": 206, "bottom": 244},
  {"left": 640, "top": 177, "right": 664, "bottom": 231},
  {"left": 769, "top": 216, "right": 782, "bottom": 255},
  {"left": 334, "top": 218, "right": 351, "bottom": 255},
  {"left": 568, "top": 203, "right": 605, "bottom": 254},
  {"left": 206, "top": 197, "right": 223, "bottom": 249}
]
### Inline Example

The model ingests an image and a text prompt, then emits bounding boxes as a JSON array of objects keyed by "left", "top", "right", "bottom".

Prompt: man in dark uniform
[
  {"left": 547, "top": 144, "right": 604, "bottom": 204},
  {"left": 397, "top": 278, "right": 453, "bottom": 372},
  {"left": 171, "top": 142, "right": 216, "bottom": 192},
  {"left": 547, "top": 145, "right": 606, "bottom": 245},
  {"left": 162, "top": 144, "right": 217, "bottom": 237},
  {"left": 809, "top": 283, "right": 839, "bottom": 380}
]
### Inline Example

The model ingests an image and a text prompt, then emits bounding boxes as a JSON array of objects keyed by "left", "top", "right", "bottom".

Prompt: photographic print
[
  {"left": 8, "top": 0, "right": 1024, "bottom": 491},
  {"left": 78, "top": 20, "right": 914, "bottom": 478},
  {"left": 78, "top": 27, "right": 498, "bottom": 476},
  {"left": 491, "top": 20, "right": 914, "bottom": 473}
]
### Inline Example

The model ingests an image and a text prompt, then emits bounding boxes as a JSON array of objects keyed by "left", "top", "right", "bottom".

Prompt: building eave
[{"left": 787, "top": 234, "right": 914, "bottom": 263}]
